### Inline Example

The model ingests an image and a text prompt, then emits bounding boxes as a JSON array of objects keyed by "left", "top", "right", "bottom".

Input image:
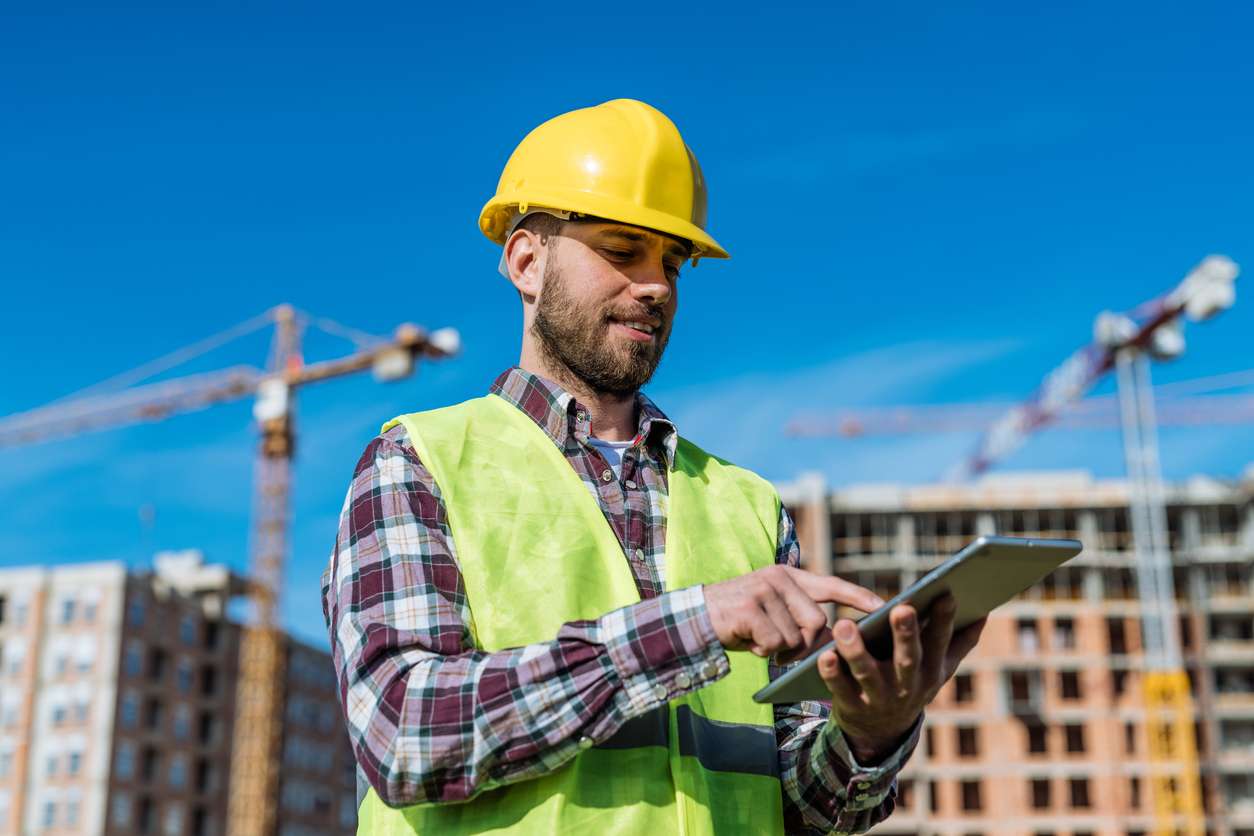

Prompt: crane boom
[
  {"left": 950, "top": 255, "right": 1237, "bottom": 480},
  {"left": 784, "top": 391, "right": 1254, "bottom": 438}
]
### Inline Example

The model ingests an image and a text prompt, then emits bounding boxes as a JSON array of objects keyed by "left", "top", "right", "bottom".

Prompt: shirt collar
[{"left": 489, "top": 367, "right": 678, "bottom": 467}]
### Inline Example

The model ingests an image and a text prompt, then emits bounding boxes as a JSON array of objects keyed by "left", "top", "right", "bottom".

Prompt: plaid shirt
[{"left": 322, "top": 367, "right": 918, "bottom": 834}]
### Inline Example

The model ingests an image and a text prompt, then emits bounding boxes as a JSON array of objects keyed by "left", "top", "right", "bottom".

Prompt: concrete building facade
[
  {"left": 780, "top": 468, "right": 1254, "bottom": 836},
  {"left": 0, "top": 552, "right": 355, "bottom": 836}
]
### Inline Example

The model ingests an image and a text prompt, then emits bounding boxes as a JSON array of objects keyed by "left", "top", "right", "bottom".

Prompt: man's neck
[{"left": 518, "top": 360, "right": 638, "bottom": 442}]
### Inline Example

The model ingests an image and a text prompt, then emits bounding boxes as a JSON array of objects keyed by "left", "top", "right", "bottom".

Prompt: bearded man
[{"left": 322, "top": 99, "right": 985, "bottom": 835}]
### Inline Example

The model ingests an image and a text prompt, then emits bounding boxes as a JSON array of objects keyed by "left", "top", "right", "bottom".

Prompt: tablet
[{"left": 752, "top": 535, "right": 1082, "bottom": 703}]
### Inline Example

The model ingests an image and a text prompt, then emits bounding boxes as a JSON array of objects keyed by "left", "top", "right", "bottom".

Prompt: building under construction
[
  {"left": 0, "top": 551, "right": 355, "bottom": 836},
  {"left": 781, "top": 467, "right": 1254, "bottom": 836}
]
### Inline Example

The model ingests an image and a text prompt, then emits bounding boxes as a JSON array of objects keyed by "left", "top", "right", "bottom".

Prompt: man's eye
[{"left": 601, "top": 248, "right": 632, "bottom": 260}]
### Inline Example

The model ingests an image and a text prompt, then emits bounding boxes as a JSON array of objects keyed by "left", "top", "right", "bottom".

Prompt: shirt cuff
[
  {"left": 599, "top": 584, "right": 729, "bottom": 715},
  {"left": 821, "top": 713, "right": 923, "bottom": 812}
]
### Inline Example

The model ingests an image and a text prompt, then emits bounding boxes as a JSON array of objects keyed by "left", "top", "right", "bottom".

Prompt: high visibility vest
[{"left": 356, "top": 394, "right": 785, "bottom": 835}]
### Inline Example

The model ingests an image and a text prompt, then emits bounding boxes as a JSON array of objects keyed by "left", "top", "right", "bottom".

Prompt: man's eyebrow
[{"left": 598, "top": 227, "right": 691, "bottom": 259}]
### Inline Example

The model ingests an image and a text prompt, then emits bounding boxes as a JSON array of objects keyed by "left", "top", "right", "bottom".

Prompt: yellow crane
[{"left": 0, "top": 304, "right": 460, "bottom": 836}]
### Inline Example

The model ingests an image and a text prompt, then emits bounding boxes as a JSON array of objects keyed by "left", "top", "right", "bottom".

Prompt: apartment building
[
  {"left": 780, "top": 468, "right": 1254, "bottom": 836},
  {"left": 0, "top": 552, "right": 355, "bottom": 836}
]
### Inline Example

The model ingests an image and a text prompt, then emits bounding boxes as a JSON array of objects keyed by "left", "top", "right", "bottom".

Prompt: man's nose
[{"left": 629, "top": 266, "right": 672, "bottom": 306}]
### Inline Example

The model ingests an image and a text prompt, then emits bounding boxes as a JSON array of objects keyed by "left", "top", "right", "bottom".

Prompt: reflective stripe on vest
[{"left": 358, "top": 395, "right": 785, "bottom": 834}]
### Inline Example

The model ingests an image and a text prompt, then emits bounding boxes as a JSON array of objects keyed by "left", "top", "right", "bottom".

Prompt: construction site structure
[
  {"left": 0, "top": 551, "right": 355, "bottom": 836},
  {"left": 779, "top": 467, "right": 1254, "bottom": 836},
  {"left": 790, "top": 255, "right": 1240, "bottom": 836},
  {"left": 0, "top": 305, "right": 459, "bottom": 836}
]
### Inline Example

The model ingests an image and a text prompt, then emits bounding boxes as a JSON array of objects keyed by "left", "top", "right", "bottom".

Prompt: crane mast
[{"left": 226, "top": 305, "right": 300, "bottom": 836}]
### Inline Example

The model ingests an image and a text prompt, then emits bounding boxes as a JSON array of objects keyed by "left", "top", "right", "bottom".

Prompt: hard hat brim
[{"left": 480, "top": 188, "right": 729, "bottom": 261}]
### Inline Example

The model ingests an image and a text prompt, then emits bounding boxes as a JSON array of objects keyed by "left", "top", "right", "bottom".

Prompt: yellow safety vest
[{"left": 357, "top": 394, "right": 785, "bottom": 834}]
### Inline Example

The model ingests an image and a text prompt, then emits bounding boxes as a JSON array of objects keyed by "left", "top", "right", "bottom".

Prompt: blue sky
[{"left": 2, "top": 2, "right": 1252, "bottom": 643}]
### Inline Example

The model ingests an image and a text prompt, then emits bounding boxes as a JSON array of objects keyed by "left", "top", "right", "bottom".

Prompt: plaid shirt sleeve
[
  {"left": 321, "top": 429, "right": 730, "bottom": 807},
  {"left": 774, "top": 505, "right": 922, "bottom": 834}
]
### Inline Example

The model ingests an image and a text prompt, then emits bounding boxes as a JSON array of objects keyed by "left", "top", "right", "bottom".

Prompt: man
[{"left": 322, "top": 98, "right": 986, "bottom": 834}]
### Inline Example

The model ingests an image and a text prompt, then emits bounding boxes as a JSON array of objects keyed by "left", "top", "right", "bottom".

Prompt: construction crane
[
  {"left": 785, "top": 387, "right": 1254, "bottom": 439},
  {"left": 788, "top": 255, "right": 1240, "bottom": 836},
  {"left": 0, "top": 304, "right": 460, "bottom": 836}
]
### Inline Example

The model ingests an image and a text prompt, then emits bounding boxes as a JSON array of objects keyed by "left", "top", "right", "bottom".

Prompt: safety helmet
[{"left": 479, "top": 98, "right": 728, "bottom": 263}]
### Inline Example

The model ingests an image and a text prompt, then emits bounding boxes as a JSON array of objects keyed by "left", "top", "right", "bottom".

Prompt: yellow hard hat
[{"left": 479, "top": 98, "right": 728, "bottom": 261}]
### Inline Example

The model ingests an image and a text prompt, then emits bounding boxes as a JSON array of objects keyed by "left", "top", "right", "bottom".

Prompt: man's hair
[
  {"left": 516, "top": 212, "right": 566, "bottom": 244},
  {"left": 516, "top": 212, "right": 692, "bottom": 259}
]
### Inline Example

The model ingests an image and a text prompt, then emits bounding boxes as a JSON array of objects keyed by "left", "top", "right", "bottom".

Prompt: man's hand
[
  {"left": 817, "top": 592, "right": 986, "bottom": 763},
  {"left": 704, "top": 566, "right": 884, "bottom": 664}
]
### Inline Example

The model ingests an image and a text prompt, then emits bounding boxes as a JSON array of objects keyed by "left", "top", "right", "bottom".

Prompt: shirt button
[
  {"left": 600, "top": 469, "right": 613, "bottom": 482},
  {"left": 701, "top": 661, "right": 720, "bottom": 679},
  {"left": 652, "top": 684, "right": 669, "bottom": 702},
  {"left": 578, "top": 735, "right": 594, "bottom": 750},
  {"left": 625, "top": 479, "right": 638, "bottom": 489},
  {"left": 675, "top": 672, "right": 692, "bottom": 689},
  {"left": 633, "top": 548, "right": 645, "bottom": 561}
]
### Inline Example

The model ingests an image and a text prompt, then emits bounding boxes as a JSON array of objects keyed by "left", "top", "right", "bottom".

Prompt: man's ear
[{"left": 504, "top": 229, "right": 545, "bottom": 301}]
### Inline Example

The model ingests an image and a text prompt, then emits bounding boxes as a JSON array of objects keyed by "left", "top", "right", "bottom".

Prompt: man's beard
[{"left": 531, "top": 260, "right": 671, "bottom": 397}]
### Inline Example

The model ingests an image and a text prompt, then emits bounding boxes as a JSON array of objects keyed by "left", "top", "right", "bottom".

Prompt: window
[
  {"left": 148, "top": 648, "right": 167, "bottom": 682},
  {"left": 43, "top": 800, "right": 56, "bottom": 827},
  {"left": 170, "top": 755, "right": 187, "bottom": 789},
  {"left": 179, "top": 615, "right": 197, "bottom": 646},
  {"left": 957, "top": 726, "right": 979, "bottom": 757},
  {"left": 1129, "top": 775, "right": 1141, "bottom": 809},
  {"left": 116, "top": 741, "right": 136, "bottom": 779},
  {"left": 1113, "top": 669, "right": 1129, "bottom": 697},
  {"left": 960, "top": 779, "right": 982, "bottom": 811},
  {"left": 122, "top": 691, "right": 141, "bottom": 726},
  {"left": 176, "top": 660, "right": 194, "bottom": 694},
  {"left": 1065, "top": 723, "right": 1086, "bottom": 753},
  {"left": 74, "top": 698, "right": 89, "bottom": 723},
  {"left": 68, "top": 750, "right": 82, "bottom": 775},
  {"left": 125, "top": 641, "right": 144, "bottom": 677},
  {"left": 66, "top": 798, "right": 80, "bottom": 827},
  {"left": 192, "top": 806, "right": 210, "bottom": 836},
  {"left": 141, "top": 747, "right": 160, "bottom": 783},
  {"left": 928, "top": 780, "right": 939, "bottom": 813},
  {"left": 1059, "top": 670, "right": 1082, "bottom": 700},
  {"left": 83, "top": 600, "right": 98, "bottom": 623},
  {"left": 111, "top": 793, "right": 132, "bottom": 828},
  {"left": 194, "top": 758, "right": 213, "bottom": 793},
  {"left": 0, "top": 595, "right": 6, "bottom": 625},
  {"left": 1027, "top": 723, "right": 1047, "bottom": 754},
  {"left": 0, "top": 749, "right": 12, "bottom": 777},
  {"left": 954, "top": 673, "right": 974, "bottom": 703},
  {"left": 1053, "top": 617, "right": 1076, "bottom": 650},
  {"left": 128, "top": 596, "right": 145, "bottom": 626},
  {"left": 1017, "top": 619, "right": 1040, "bottom": 652},
  {"left": 46, "top": 753, "right": 58, "bottom": 776},
  {"left": 139, "top": 797, "right": 154, "bottom": 833},
  {"left": 1069, "top": 777, "right": 1091, "bottom": 808},
  {"left": 1030, "top": 777, "right": 1051, "bottom": 809},
  {"left": 165, "top": 801, "right": 184, "bottom": 835},
  {"left": 203, "top": 621, "right": 220, "bottom": 652},
  {"left": 51, "top": 702, "right": 68, "bottom": 725},
  {"left": 1125, "top": 722, "right": 1137, "bottom": 755},
  {"left": 174, "top": 705, "right": 191, "bottom": 741},
  {"left": 197, "top": 711, "right": 217, "bottom": 745},
  {"left": 1107, "top": 617, "right": 1128, "bottom": 654},
  {"left": 144, "top": 698, "right": 163, "bottom": 731},
  {"left": 60, "top": 598, "right": 76, "bottom": 624},
  {"left": 898, "top": 779, "right": 913, "bottom": 809},
  {"left": 925, "top": 726, "right": 935, "bottom": 756},
  {"left": 200, "top": 665, "right": 218, "bottom": 697}
]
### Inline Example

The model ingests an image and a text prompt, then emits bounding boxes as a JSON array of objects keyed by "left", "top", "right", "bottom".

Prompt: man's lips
[{"left": 608, "top": 318, "right": 660, "bottom": 342}]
